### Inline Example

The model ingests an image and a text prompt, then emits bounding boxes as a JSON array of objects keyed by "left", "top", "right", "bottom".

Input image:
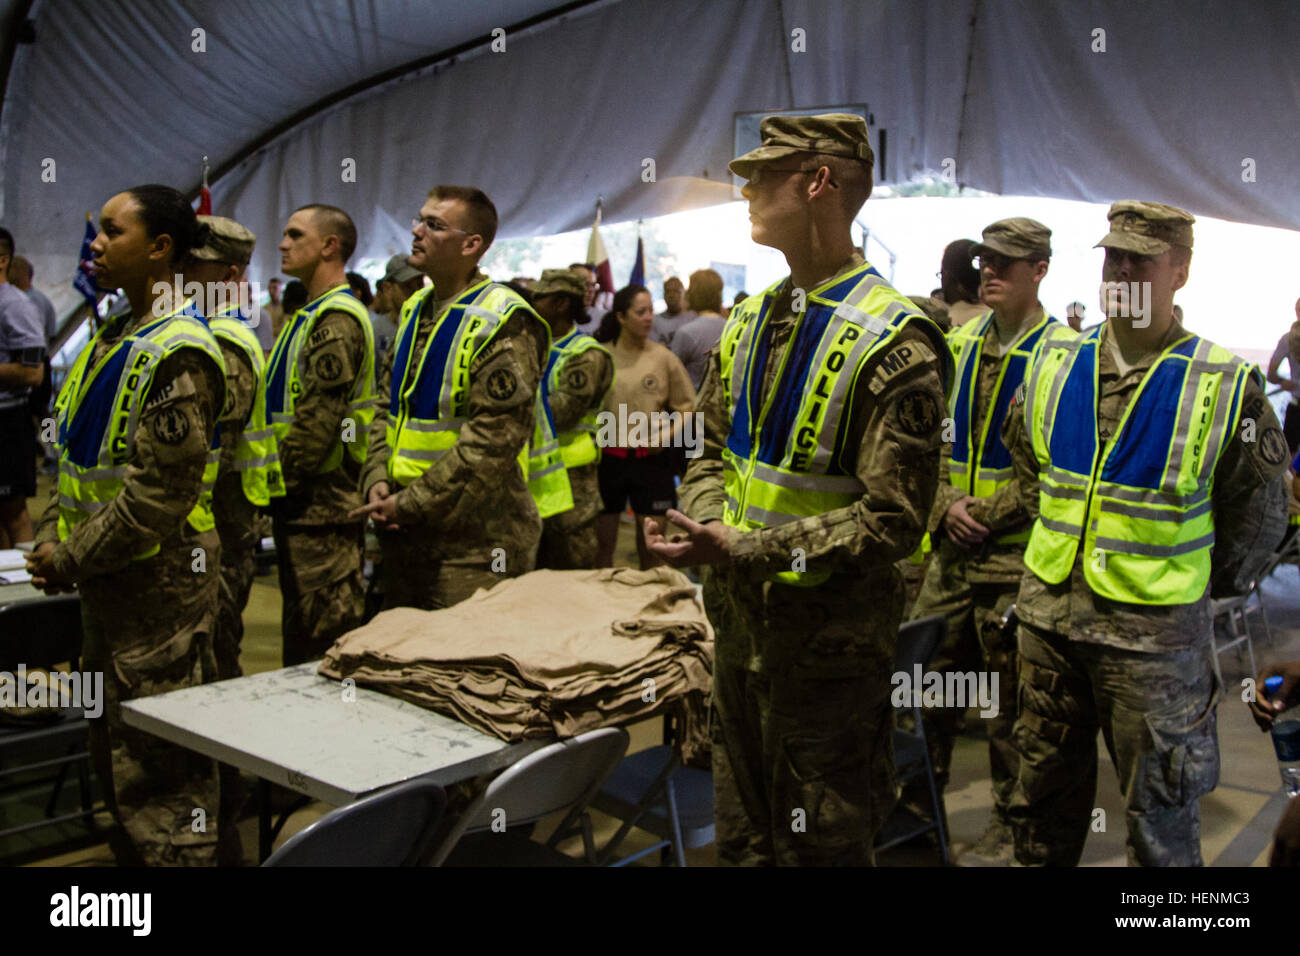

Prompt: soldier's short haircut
[
  {"left": 801, "top": 154, "right": 873, "bottom": 221},
  {"left": 296, "top": 203, "right": 357, "bottom": 264},
  {"left": 126, "top": 184, "right": 199, "bottom": 265},
  {"left": 427, "top": 185, "right": 498, "bottom": 253},
  {"left": 686, "top": 269, "right": 724, "bottom": 313}
]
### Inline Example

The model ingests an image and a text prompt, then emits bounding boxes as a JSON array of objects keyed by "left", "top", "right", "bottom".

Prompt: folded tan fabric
[{"left": 319, "top": 568, "right": 713, "bottom": 759}]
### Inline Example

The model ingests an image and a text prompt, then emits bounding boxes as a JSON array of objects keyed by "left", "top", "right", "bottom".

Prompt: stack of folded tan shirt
[{"left": 319, "top": 567, "right": 713, "bottom": 758}]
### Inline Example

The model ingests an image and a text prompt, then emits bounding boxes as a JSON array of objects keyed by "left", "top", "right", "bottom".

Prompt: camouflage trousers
[
  {"left": 1008, "top": 622, "right": 1221, "bottom": 867},
  {"left": 711, "top": 660, "right": 896, "bottom": 866},
  {"left": 379, "top": 532, "right": 528, "bottom": 611},
  {"left": 904, "top": 554, "right": 1020, "bottom": 821},
  {"left": 536, "top": 464, "right": 600, "bottom": 570},
  {"left": 213, "top": 540, "right": 255, "bottom": 680},
  {"left": 80, "top": 544, "right": 223, "bottom": 866},
  {"left": 273, "top": 520, "right": 366, "bottom": 667}
]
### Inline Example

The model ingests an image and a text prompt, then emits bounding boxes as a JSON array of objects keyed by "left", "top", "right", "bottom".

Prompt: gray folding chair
[
  {"left": 590, "top": 705, "right": 714, "bottom": 867},
  {"left": 426, "top": 727, "right": 629, "bottom": 867},
  {"left": 876, "top": 613, "right": 951, "bottom": 864},
  {"left": 0, "top": 593, "right": 100, "bottom": 843},
  {"left": 262, "top": 778, "right": 447, "bottom": 866}
]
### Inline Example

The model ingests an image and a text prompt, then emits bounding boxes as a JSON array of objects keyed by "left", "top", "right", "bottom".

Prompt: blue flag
[
  {"left": 73, "top": 219, "right": 100, "bottom": 312},
  {"left": 628, "top": 236, "right": 644, "bottom": 287}
]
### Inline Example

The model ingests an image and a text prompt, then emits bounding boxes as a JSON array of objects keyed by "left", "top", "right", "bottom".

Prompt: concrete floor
[{"left": 4, "top": 501, "right": 1297, "bottom": 866}]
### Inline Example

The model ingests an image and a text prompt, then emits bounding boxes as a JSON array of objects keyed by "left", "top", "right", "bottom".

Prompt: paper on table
[
  {"left": 0, "top": 549, "right": 27, "bottom": 571},
  {"left": 0, "top": 569, "right": 33, "bottom": 584}
]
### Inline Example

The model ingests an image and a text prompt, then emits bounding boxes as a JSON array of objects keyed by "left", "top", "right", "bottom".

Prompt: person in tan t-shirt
[{"left": 593, "top": 283, "right": 694, "bottom": 568}]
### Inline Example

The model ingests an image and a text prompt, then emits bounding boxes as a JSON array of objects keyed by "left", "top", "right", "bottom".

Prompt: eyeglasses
[
  {"left": 977, "top": 253, "right": 1028, "bottom": 274},
  {"left": 411, "top": 216, "right": 470, "bottom": 236}
]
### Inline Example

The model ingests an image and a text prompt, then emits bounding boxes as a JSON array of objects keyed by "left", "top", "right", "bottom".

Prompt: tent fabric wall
[{"left": 3, "top": 0, "right": 1298, "bottom": 319}]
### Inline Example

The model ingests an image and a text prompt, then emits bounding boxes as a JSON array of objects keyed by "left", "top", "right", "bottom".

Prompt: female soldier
[{"left": 26, "top": 185, "right": 228, "bottom": 866}]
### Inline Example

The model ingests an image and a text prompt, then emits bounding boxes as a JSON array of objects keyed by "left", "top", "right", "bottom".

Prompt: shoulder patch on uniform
[
  {"left": 896, "top": 388, "right": 942, "bottom": 437},
  {"left": 307, "top": 324, "right": 338, "bottom": 349},
  {"left": 486, "top": 367, "right": 518, "bottom": 401},
  {"left": 566, "top": 368, "right": 588, "bottom": 391},
  {"left": 869, "top": 339, "right": 937, "bottom": 395},
  {"left": 315, "top": 352, "right": 343, "bottom": 382},
  {"left": 1260, "top": 427, "right": 1288, "bottom": 467},
  {"left": 152, "top": 406, "right": 191, "bottom": 445},
  {"left": 143, "top": 368, "right": 197, "bottom": 411}
]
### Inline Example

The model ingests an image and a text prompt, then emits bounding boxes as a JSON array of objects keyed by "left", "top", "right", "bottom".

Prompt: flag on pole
[
  {"left": 628, "top": 224, "right": 645, "bottom": 287},
  {"left": 586, "top": 201, "right": 613, "bottom": 306},
  {"left": 197, "top": 155, "right": 212, "bottom": 215},
  {"left": 73, "top": 215, "right": 100, "bottom": 312}
]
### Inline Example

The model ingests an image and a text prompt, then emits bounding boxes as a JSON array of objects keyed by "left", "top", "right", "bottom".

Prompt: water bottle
[{"left": 1265, "top": 675, "right": 1300, "bottom": 797}]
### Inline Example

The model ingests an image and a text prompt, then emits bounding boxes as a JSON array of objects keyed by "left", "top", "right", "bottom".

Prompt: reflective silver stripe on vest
[
  {"left": 1093, "top": 531, "right": 1216, "bottom": 558},
  {"left": 729, "top": 308, "right": 765, "bottom": 420},
  {"left": 401, "top": 447, "right": 450, "bottom": 462},
  {"left": 751, "top": 460, "right": 865, "bottom": 496},
  {"left": 743, "top": 504, "right": 799, "bottom": 527},
  {"left": 530, "top": 461, "right": 566, "bottom": 480},
  {"left": 724, "top": 494, "right": 740, "bottom": 514},
  {"left": 1163, "top": 339, "right": 1212, "bottom": 488},
  {"left": 1101, "top": 485, "right": 1207, "bottom": 509},
  {"left": 60, "top": 494, "right": 105, "bottom": 514},
  {"left": 60, "top": 460, "right": 127, "bottom": 482},
  {"left": 1042, "top": 484, "right": 1087, "bottom": 501},
  {"left": 1046, "top": 466, "right": 1088, "bottom": 488},
  {"left": 243, "top": 427, "right": 273, "bottom": 442},
  {"left": 118, "top": 338, "right": 166, "bottom": 464},
  {"left": 1038, "top": 516, "right": 1082, "bottom": 536},
  {"left": 234, "top": 454, "right": 279, "bottom": 471},
  {"left": 1099, "top": 498, "right": 1213, "bottom": 523},
  {"left": 272, "top": 412, "right": 294, "bottom": 424},
  {"left": 403, "top": 417, "right": 464, "bottom": 433},
  {"left": 809, "top": 301, "right": 907, "bottom": 472},
  {"left": 977, "top": 466, "right": 1014, "bottom": 482},
  {"left": 531, "top": 440, "right": 559, "bottom": 457},
  {"left": 1039, "top": 338, "right": 1084, "bottom": 451}
]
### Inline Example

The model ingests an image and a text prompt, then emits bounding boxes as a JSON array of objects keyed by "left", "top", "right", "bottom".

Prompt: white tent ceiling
[{"left": 2, "top": 0, "right": 1298, "bottom": 319}]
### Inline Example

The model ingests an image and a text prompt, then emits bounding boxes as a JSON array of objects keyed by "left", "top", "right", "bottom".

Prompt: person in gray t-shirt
[
  {"left": 651, "top": 275, "right": 696, "bottom": 346},
  {"left": 0, "top": 229, "right": 46, "bottom": 544},
  {"left": 8, "top": 256, "right": 57, "bottom": 345},
  {"left": 669, "top": 268, "right": 727, "bottom": 389}
]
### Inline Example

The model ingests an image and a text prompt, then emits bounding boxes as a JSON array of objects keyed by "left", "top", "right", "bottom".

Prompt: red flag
[
  {"left": 197, "top": 185, "right": 212, "bottom": 216},
  {"left": 586, "top": 205, "right": 614, "bottom": 300}
]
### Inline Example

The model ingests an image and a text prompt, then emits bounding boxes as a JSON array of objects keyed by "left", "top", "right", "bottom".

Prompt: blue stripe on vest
[
  {"left": 727, "top": 296, "right": 775, "bottom": 460},
  {"left": 542, "top": 328, "right": 581, "bottom": 411},
  {"left": 266, "top": 310, "right": 311, "bottom": 416},
  {"left": 404, "top": 284, "right": 485, "bottom": 421},
  {"left": 1051, "top": 339, "right": 1099, "bottom": 475},
  {"left": 948, "top": 315, "right": 994, "bottom": 469},
  {"left": 388, "top": 300, "right": 423, "bottom": 417},
  {"left": 757, "top": 302, "right": 834, "bottom": 464},
  {"left": 62, "top": 313, "right": 192, "bottom": 467},
  {"left": 1100, "top": 337, "right": 1198, "bottom": 488}
]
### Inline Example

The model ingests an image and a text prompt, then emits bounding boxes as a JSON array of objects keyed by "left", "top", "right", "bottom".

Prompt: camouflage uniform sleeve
[
  {"left": 676, "top": 348, "right": 729, "bottom": 525},
  {"left": 33, "top": 479, "right": 59, "bottom": 546},
  {"left": 549, "top": 347, "right": 611, "bottom": 433},
  {"left": 728, "top": 328, "right": 946, "bottom": 575},
  {"left": 392, "top": 311, "right": 544, "bottom": 525},
  {"left": 278, "top": 309, "right": 366, "bottom": 490},
  {"left": 1210, "top": 379, "right": 1289, "bottom": 597},
  {"left": 1002, "top": 387, "right": 1041, "bottom": 527},
  {"left": 361, "top": 333, "right": 396, "bottom": 496},
  {"left": 216, "top": 341, "right": 255, "bottom": 474},
  {"left": 50, "top": 349, "right": 223, "bottom": 582},
  {"left": 927, "top": 440, "right": 966, "bottom": 535}
]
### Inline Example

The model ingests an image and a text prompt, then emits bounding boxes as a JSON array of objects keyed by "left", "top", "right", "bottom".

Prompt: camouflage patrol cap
[
  {"left": 729, "top": 113, "right": 874, "bottom": 180},
  {"left": 383, "top": 253, "right": 422, "bottom": 284},
  {"left": 971, "top": 218, "right": 1052, "bottom": 260},
  {"left": 192, "top": 215, "right": 255, "bottom": 265},
  {"left": 532, "top": 268, "right": 586, "bottom": 298},
  {"left": 1095, "top": 200, "right": 1195, "bottom": 254}
]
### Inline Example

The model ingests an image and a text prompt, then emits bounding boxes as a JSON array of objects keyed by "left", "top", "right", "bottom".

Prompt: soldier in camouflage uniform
[
  {"left": 186, "top": 216, "right": 283, "bottom": 680},
  {"left": 267, "top": 204, "right": 373, "bottom": 666},
  {"left": 27, "top": 186, "right": 225, "bottom": 865},
  {"left": 904, "top": 218, "right": 1060, "bottom": 864},
  {"left": 1003, "top": 201, "right": 1289, "bottom": 866},
  {"left": 648, "top": 115, "right": 952, "bottom": 865},
  {"left": 530, "top": 268, "right": 614, "bottom": 570},
  {"left": 355, "top": 186, "right": 549, "bottom": 608}
]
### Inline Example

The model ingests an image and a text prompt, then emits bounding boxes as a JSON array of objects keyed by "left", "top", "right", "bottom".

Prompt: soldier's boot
[{"left": 956, "top": 815, "right": 1015, "bottom": 866}]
